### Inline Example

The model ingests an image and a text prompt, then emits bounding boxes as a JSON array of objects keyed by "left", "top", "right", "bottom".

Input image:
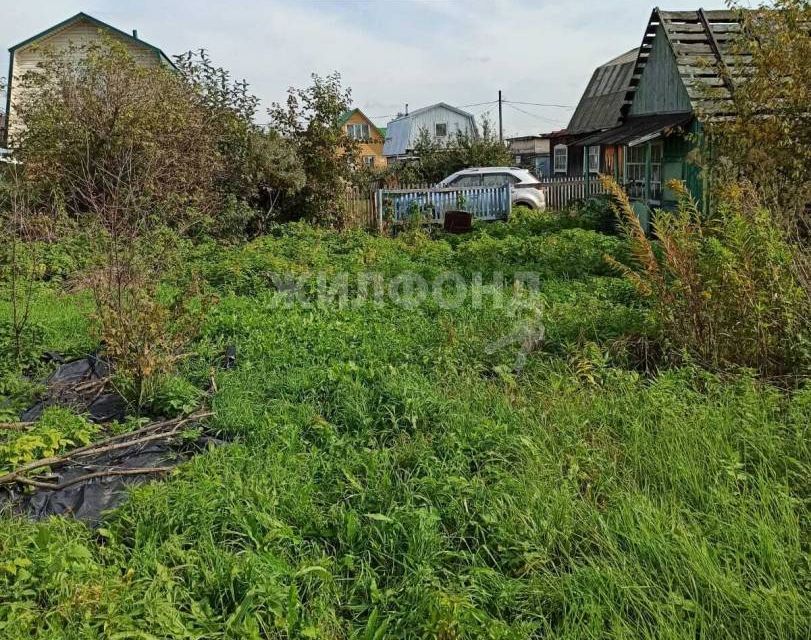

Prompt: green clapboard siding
[
  {"left": 630, "top": 24, "right": 692, "bottom": 116},
  {"left": 660, "top": 120, "right": 705, "bottom": 211}
]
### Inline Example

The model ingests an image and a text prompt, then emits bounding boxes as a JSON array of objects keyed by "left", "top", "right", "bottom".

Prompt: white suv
[{"left": 439, "top": 167, "right": 546, "bottom": 211}]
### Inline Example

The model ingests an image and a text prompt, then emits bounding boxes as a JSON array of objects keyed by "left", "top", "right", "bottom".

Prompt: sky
[{"left": 2, "top": 0, "right": 722, "bottom": 137}]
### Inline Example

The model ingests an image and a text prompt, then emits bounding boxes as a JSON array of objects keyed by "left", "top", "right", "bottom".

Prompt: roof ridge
[{"left": 8, "top": 12, "right": 174, "bottom": 69}]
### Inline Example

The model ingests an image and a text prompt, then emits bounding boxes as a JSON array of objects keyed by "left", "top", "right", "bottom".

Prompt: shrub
[
  {"left": 708, "top": 0, "right": 811, "bottom": 234},
  {"left": 174, "top": 51, "right": 305, "bottom": 237},
  {"left": 386, "top": 116, "right": 512, "bottom": 185},
  {"left": 13, "top": 39, "right": 219, "bottom": 229},
  {"left": 267, "top": 73, "right": 358, "bottom": 228},
  {"left": 0, "top": 407, "right": 98, "bottom": 473},
  {"left": 603, "top": 176, "right": 810, "bottom": 377}
]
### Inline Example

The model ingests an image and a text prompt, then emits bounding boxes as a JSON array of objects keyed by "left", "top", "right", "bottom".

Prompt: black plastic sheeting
[
  {"left": 1, "top": 353, "right": 229, "bottom": 526},
  {"left": 20, "top": 354, "right": 127, "bottom": 424},
  {"left": 4, "top": 435, "right": 222, "bottom": 527}
]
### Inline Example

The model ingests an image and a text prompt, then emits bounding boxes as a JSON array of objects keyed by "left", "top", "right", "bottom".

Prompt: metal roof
[
  {"left": 386, "top": 102, "right": 475, "bottom": 125},
  {"left": 576, "top": 112, "right": 694, "bottom": 147},
  {"left": 622, "top": 8, "right": 749, "bottom": 120},
  {"left": 567, "top": 48, "right": 639, "bottom": 135},
  {"left": 383, "top": 102, "right": 476, "bottom": 157}
]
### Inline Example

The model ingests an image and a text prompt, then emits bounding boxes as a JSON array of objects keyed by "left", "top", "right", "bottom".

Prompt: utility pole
[{"left": 498, "top": 90, "right": 503, "bottom": 142}]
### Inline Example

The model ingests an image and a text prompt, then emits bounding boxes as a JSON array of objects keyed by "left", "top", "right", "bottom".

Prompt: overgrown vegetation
[
  {"left": 602, "top": 176, "right": 810, "bottom": 378},
  {"left": 0, "top": 7, "right": 809, "bottom": 638},
  {"left": 0, "top": 215, "right": 809, "bottom": 638},
  {"left": 711, "top": 0, "right": 811, "bottom": 234}
]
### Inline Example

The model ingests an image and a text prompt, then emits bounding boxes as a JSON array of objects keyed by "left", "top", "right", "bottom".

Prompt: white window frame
[
  {"left": 588, "top": 146, "right": 600, "bottom": 174},
  {"left": 362, "top": 155, "right": 375, "bottom": 168},
  {"left": 554, "top": 144, "right": 568, "bottom": 173},
  {"left": 435, "top": 122, "right": 448, "bottom": 138},
  {"left": 346, "top": 123, "right": 371, "bottom": 141},
  {"left": 624, "top": 141, "right": 663, "bottom": 203}
]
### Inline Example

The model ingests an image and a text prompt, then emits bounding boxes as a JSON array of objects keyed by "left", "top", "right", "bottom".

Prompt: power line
[
  {"left": 504, "top": 103, "right": 568, "bottom": 127},
  {"left": 459, "top": 100, "right": 499, "bottom": 109},
  {"left": 504, "top": 100, "right": 574, "bottom": 109}
]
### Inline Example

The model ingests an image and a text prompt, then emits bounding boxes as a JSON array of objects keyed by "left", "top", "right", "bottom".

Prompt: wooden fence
[
  {"left": 538, "top": 176, "right": 607, "bottom": 210},
  {"left": 345, "top": 184, "right": 379, "bottom": 229},
  {"left": 345, "top": 176, "right": 608, "bottom": 231}
]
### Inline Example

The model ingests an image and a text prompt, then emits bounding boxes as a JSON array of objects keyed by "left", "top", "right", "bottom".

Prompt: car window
[
  {"left": 481, "top": 173, "right": 518, "bottom": 187},
  {"left": 450, "top": 175, "right": 481, "bottom": 187}
]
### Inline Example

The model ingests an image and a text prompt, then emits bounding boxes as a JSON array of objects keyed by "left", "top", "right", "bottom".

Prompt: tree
[
  {"left": 174, "top": 50, "right": 304, "bottom": 235},
  {"left": 707, "top": 1, "right": 811, "bottom": 235},
  {"left": 14, "top": 39, "right": 220, "bottom": 231},
  {"left": 267, "top": 73, "right": 358, "bottom": 228},
  {"left": 387, "top": 116, "right": 512, "bottom": 185},
  {"left": 11, "top": 40, "right": 221, "bottom": 403}
]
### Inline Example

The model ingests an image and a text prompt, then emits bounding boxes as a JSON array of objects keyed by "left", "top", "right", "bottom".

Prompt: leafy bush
[
  {"left": 0, "top": 407, "right": 97, "bottom": 473},
  {"left": 709, "top": 0, "right": 811, "bottom": 234},
  {"left": 567, "top": 194, "right": 619, "bottom": 234},
  {"left": 455, "top": 227, "right": 627, "bottom": 279},
  {"left": 267, "top": 73, "right": 358, "bottom": 228},
  {"left": 143, "top": 374, "right": 204, "bottom": 418}
]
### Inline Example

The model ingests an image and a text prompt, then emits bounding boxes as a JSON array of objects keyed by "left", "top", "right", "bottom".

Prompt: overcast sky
[{"left": 3, "top": 0, "right": 725, "bottom": 136}]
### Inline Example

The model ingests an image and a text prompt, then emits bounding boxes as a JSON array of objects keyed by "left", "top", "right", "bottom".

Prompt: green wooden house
[{"left": 578, "top": 7, "right": 744, "bottom": 224}]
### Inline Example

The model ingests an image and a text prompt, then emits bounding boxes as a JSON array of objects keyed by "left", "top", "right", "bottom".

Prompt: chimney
[{"left": 132, "top": 29, "right": 138, "bottom": 39}]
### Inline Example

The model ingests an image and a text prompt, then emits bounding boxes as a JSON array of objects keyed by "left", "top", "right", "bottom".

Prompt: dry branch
[
  {"left": 0, "top": 410, "right": 213, "bottom": 487},
  {"left": 0, "top": 422, "right": 36, "bottom": 432},
  {"left": 17, "top": 467, "right": 175, "bottom": 491}
]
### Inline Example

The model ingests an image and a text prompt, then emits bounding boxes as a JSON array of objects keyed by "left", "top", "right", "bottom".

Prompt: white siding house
[
  {"left": 4, "top": 12, "right": 174, "bottom": 145},
  {"left": 383, "top": 103, "right": 477, "bottom": 160}
]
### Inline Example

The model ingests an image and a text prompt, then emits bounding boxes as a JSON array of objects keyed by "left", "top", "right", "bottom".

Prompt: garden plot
[{"left": 1, "top": 355, "right": 218, "bottom": 525}]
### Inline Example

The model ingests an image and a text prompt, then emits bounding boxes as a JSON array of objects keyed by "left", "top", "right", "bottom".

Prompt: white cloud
[{"left": 2, "top": 0, "right": 708, "bottom": 136}]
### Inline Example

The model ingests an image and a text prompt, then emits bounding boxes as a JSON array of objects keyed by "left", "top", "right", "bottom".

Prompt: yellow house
[
  {"left": 339, "top": 109, "right": 387, "bottom": 170},
  {"left": 4, "top": 12, "right": 174, "bottom": 145}
]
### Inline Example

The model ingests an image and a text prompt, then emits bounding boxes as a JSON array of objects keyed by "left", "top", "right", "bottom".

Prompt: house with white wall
[
  {"left": 383, "top": 103, "right": 477, "bottom": 161},
  {"left": 4, "top": 12, "right": 174, "bottom": 146}
]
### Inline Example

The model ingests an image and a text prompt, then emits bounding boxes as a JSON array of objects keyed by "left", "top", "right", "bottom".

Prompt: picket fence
[
  {"left": 538, "top": 176, "right": 607, "bottom": 210},
  {"left": 345, "top": 176, "right": 607, "bottom": 231},
  {"left": 376, "top": 184, "right": 512, "bottom": 229}
]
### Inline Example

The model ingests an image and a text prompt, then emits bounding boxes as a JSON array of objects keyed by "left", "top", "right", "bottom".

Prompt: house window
[
  {"left": 435, "top": 123, "right": 448, "bottom": 137},
  {"left": 515, "top": 155, "right": 522, "bottom": 165},
  {"left": 625, "top": 142, "right": 663, "bottom": 203},
  {"left": 588, "top": 146, "right": 600, "bottom": 173},
  {"left": 554, "top": 144, "right": 568, "bottom": 173},
  {"left": 346, "top": 123, "right": 371, "bottom": 140},
  {"left": 363, "top": 155, "right": 375, "bottom": 168}
]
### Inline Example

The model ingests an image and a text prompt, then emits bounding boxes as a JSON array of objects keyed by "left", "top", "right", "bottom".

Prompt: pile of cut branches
[{"left": 0, "top": 410, "right": 213, "bottom": 491}]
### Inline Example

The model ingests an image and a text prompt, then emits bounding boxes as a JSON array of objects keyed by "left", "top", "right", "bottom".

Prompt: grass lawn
[{"left": 0, "top": 214, "right": 808, "bottom": 638}]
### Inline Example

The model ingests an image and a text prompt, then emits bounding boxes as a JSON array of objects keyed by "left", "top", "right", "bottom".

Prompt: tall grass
[
  {"left": 602, "top": 176, "right": 810, "bottom": 378},
  {"left": 0, "top": 216, "right": 808, "bottom": 638}
]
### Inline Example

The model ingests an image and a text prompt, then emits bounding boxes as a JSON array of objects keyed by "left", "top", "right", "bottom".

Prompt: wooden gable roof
[{"left": 622, "top": 8, "right": 748, "bottom": 120}]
